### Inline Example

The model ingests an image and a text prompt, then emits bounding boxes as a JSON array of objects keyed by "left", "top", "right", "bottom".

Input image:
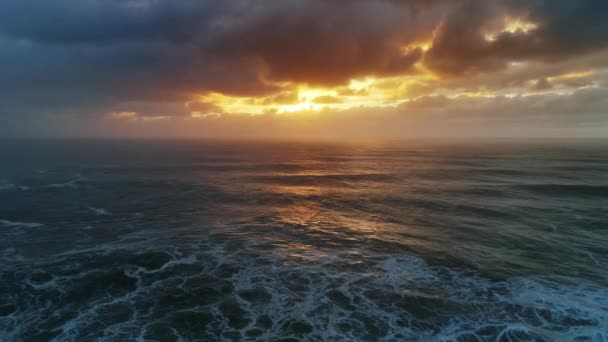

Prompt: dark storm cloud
[
  {"left": 0, "top": 0, "right": 219, "bottom": 44},
  {"left": 2, "top": 0, "right": 606, "bottom": 92},
  {"left": 425, "top": 0, "right": 608, "bottom": 75},
  {"left": 0, "top": 0, "right": 447, "bottom": 125},
  {"left": 204, "top": 0, "right": 441, "bottom": 85}
]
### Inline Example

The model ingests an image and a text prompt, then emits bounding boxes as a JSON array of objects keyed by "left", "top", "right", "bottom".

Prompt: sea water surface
[{"left": 0, "top": 140, "right": 607, "bottom": 341}]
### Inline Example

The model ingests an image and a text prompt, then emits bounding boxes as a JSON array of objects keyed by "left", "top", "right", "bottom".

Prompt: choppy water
[{"left": 0, "top": 140, "right": 607, "bottom": 341}]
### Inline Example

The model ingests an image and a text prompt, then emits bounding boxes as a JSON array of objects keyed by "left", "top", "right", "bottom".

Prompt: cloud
[
  {"left": 0, "top": 0, "right": 218, "bottom": 44},
  {"left": 425, "top": 0, "right": 608, "bottom": 75},
  {"left": 312, "top": 96, "right": 343, "bottom": 104},
  {"left": 0, "top": 0, "right": 607, "bottom": 138},
  {"left": 51, "top": 86, "right": 608, "bottom": 140},
  {"left": 533, "top": 78, "right": 553, "bottom": 91},
  {"left": 204, "top": 1, "right": 439, "bottom": 86},
  {"left": 188, "top": 101, "right": 224, "bottom": 114}
]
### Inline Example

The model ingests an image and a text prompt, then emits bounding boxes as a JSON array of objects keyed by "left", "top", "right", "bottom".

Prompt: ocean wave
[
  {"left": 47, "top": 174, "right": 85, "bottom": 189},
  {"left": 89, "top": 207, "right": 111, "bottom": 216},
  {"left": 1, "top": 243, "right": 606, "bottom": 341},
  {"left": 0, "top": 183, "right": 29, "bottom": 191},
  {"left": 1, "top": 141, "right": 607, "bottom": 341},
  {"left": 0, "top": 220, "right": 43, "bottom": 229}
]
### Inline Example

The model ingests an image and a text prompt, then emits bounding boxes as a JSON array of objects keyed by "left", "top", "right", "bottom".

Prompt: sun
[
  {"left": 190, "top": 73, "right": 436, "bottom": 117},
  {"left": 275, "top": 88, "right": 333, "bottom": 113},
  {"left": 485, "top": 17, "right": 538, "bottom": 42}
]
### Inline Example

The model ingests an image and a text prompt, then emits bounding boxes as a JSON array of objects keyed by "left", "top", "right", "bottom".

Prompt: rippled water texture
[{"left": 0, "top": 140, "right": 607, "bottom": 341}]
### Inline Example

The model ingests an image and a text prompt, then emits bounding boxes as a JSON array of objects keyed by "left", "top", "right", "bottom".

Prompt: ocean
[{"left": 0, "top": 140, "right": 607, "bottom": 341}]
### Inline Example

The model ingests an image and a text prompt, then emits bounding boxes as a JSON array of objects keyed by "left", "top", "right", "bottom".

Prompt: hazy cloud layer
[{"left": 92, "top": 86, "right": 608, "bottom": 140}]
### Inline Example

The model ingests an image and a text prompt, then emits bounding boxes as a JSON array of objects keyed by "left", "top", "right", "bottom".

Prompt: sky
[{"left": 1, "top": 0, "right": 608, "bottom": 140}]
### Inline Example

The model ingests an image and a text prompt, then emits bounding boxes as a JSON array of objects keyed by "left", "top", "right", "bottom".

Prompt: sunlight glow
[
  {"left": 485, "top": 17, "right": 538, "bottom": 42},
  {"left": 548, "top": 70, "right": 596, "bottom": 81},
  {"left": 192, "top": 69, "right": 443, "bottom": 116}
]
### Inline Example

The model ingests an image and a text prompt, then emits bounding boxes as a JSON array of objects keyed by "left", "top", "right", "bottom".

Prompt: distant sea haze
[{"left": 0, "top": 140, "right": 607, "bottom": 341}]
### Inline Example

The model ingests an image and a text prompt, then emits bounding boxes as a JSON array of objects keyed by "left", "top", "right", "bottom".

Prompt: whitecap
[
  {"left": 0, "top": 219, "right": 44, "bottom": 228},
  {"left": 89, "top": 207, "right": 111, "bottom": 215},
  {"left": 0, "top": 182, "right": 29, "bottom": 191},
  {"left": 47, "top": 174, "right": 85, "bottom": 188}
]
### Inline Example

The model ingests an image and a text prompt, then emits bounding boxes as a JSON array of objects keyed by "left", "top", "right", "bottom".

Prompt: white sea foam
[
  {"left": 0, "top": 183, "right": 29, "bottom": 191},
  {"left": 0, "top": 219, "right": 43, "bottom": 228},
  {"left": 3, "top": 242, "right": 607, "bottom": 341},
  {"left": 48, "top": 174, "right": 84, "bottom": 188},
  {"left": 2, "top": 217, "right": 607, "bottom": 341},
  {"left": 89, "top": 207, "right": 111, "bottom": 215}
]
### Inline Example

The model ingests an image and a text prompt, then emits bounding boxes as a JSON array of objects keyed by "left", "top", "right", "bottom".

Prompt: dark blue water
[{"left": 0, "top": 140, "right": 607, "bottom": 341}]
